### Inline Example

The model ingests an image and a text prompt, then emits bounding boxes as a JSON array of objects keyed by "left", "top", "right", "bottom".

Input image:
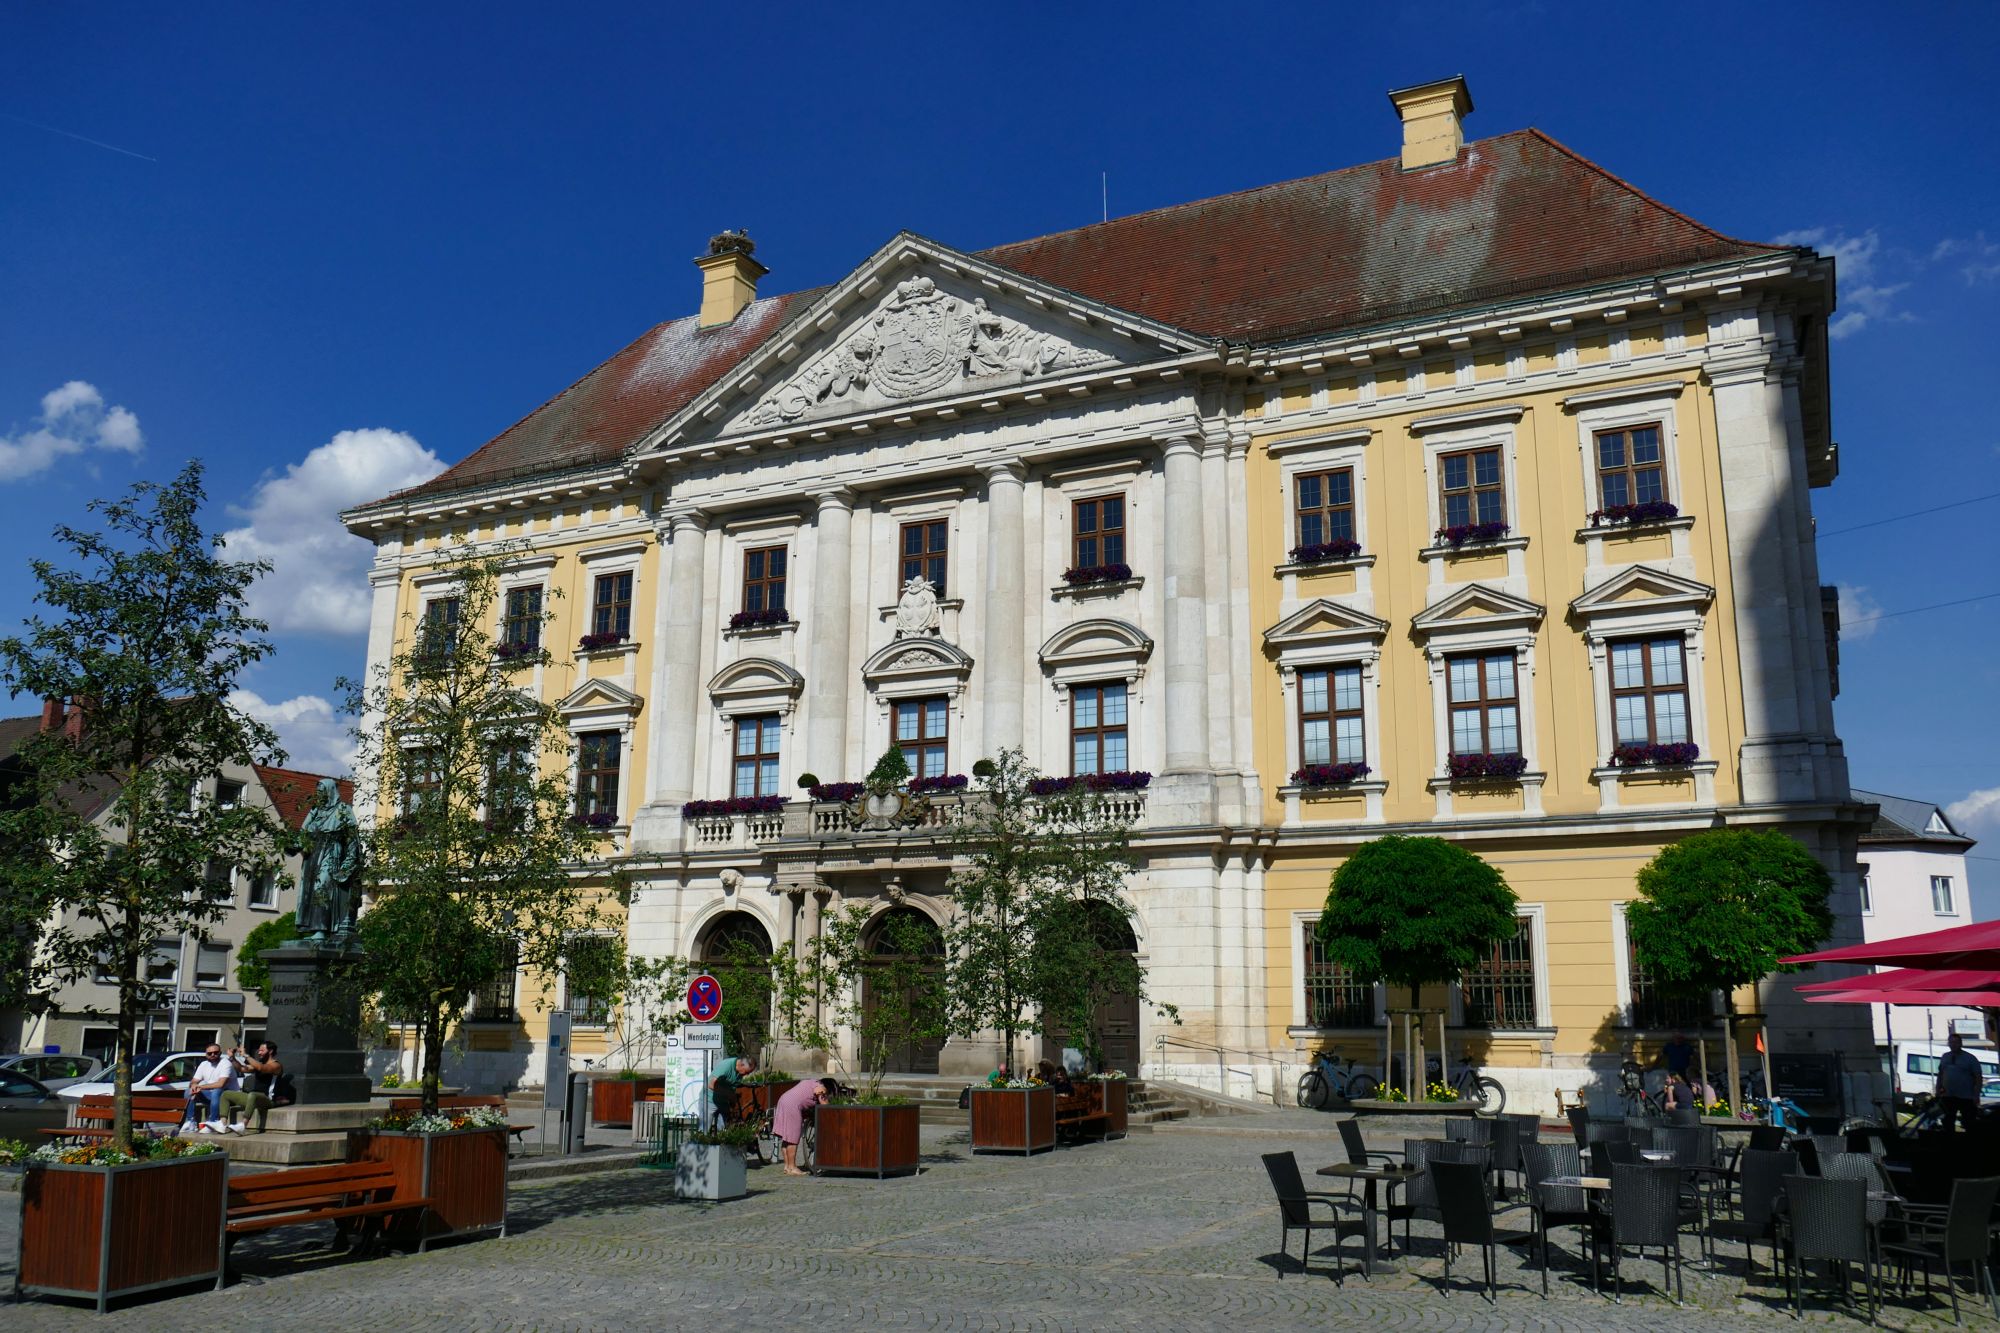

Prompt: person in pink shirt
[{"left": 773, "top": 1077, "right": 837, "bottom": 1176}]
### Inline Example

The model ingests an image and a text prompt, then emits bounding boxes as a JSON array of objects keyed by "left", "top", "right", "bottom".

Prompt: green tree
[
  {"left": 1316, "top": 835, "right": 1518, "bottom": 1096},
  {"left": 942, "top": 749, "right": 1154, "bottom": 1078},
  {"left": 342, "top": 546, "right": 604, "bottom": 1113},
  {"left": 235, "top": 911, "right": 297, "bottom": 1003},
  {"left": 1625, "top": 827, "right": 1834, "bottom": 1111},
  {"left": 1033, "top": 897, "right": 1159, "bottom": 1074},
  {"left": 0, "top": 463, "right": 289, "bottom": 1149},
  {"left": 774, "top": 903, "right": 948, "bottom": 1099}
]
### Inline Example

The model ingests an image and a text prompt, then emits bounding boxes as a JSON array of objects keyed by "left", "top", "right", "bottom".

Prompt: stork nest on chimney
[{"left": 708, "top": 229, "right": 756, "bottom": 257}]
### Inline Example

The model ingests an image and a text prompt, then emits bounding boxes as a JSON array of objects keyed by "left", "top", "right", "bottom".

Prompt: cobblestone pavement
[{"left": 2, "top": 1118, "right": 1954, "bottom": 1330}]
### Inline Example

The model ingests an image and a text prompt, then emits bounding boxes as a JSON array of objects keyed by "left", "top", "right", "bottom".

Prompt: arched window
[
  {"left": 862, "top": 907, "right": 946, "bottom": 1075},
  {"left": 697, "top": 912, "right": 774, "bottom": 1060}
]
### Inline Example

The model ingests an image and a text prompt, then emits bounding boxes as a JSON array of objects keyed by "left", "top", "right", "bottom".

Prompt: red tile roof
[
  {"left": 372, "top": 130, "right": 1784, "bottom": 507},
  {"left": 254, "top": 764, "right": 356, "bottom": 831}
]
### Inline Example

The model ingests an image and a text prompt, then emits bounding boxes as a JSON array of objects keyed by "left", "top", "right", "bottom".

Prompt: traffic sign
[
  {"left": 687, "top": 973, "right": 723, "bottom": 1023},
  {"left": 682, "top": 1023, "right": 724, "bottom": 1051}
]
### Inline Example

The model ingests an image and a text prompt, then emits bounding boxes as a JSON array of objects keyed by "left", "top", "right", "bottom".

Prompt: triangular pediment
[
  {"left": 1570, "top": 565, "right": 1714, "bottom": 618},
  {"left": 1264, "top": 599, "right": 1391, "bottom": 650},
  {"left": 646, "top": 234, "right": 1208, "bottom": 451},
  {"left": 557, "top": 678, "right": 643, "bottom": 716},
  {"left": 1411, "top": 584, "right": 1545, "bottom": 635},
  {"left": 862, "top": 636, "right": 975, "bottom": 680}
]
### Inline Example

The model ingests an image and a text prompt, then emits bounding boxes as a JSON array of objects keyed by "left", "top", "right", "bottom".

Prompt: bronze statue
[{"left": 296, "top": 777, "right": 362, "bottom": 943}]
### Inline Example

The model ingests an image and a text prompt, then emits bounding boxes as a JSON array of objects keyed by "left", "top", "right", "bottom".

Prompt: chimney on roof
[
  {"left": 40, "top": 698, "right": 65, "bottom": 733},
  {"left": 695, "top": 230, "right": 767, "bottom": 328},
  {"left": 1388, "top": 76, "right": 1473, "bottom": 170}
]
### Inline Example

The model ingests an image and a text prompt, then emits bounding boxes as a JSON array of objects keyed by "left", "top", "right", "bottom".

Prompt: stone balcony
[{"left": 679, "top": 787, "right": 1149, "bottom": 856}]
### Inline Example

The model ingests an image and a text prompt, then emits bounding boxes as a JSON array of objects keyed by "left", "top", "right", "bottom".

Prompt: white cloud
[
  {"left": 1933, "top": 233, "right": 2000, "bottom": 285},
  {"left": 1775, "top": 227, "right": 1916, "bottom": 339},
  {"left": 1837, "top": 583, "right": 1885, "bottom": 639},
  {"left": 0, "top": 380, "right": 145, "bottom": 481},
  {"left": 230, "top": 689, "right": 355, "bottom": 778},
  {"left": 1947, "top": 786, "right": 2000, "bottom": 841},
  {"left": 224, "top": 428, "right": 444, "bottom": 636}
]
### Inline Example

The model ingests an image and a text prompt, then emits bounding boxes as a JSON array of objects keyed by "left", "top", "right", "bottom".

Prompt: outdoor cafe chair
[
  {"left": 1710, "top": 1148, "right": 1798, "bottom": 1291},
  {"left": 1879, "top": 1174, "right": 2000, "bottom": 1325},
  {"left": 1260, "top": 1151, "right": 1363, "bottom": 1282},
  {"left": 1335, "top": 1117, "right": 1400, "bottom": 1205},
  {"left": 1669, "top": 1107, "right": 1701, "bottom": 1127},
  {"left": 1606, "top": 1163, "right": 1685, "bottom": 1305},
  {"left": 1523, "top": 1140, "right": 1599, "bottom": 1296},
  {"left": 1566, "top": 1105, "right": 1590, "bottom": 1149},
  {"left": 1820, "top": 1152, "right": 1894, "bottom": 1229},
  {"left": 1589, "top": 1139, "right": 1641, "bottom": 1177},
  {"left": 1389, "top": 1139, "right": 1441, "bottom": 1253},
  {"left": 1431, "top": 1158, "right": 1499, "bottom": 1302},
  {"left": 1780, "top": 1173, "right": 1879, "bottom": 1323}
]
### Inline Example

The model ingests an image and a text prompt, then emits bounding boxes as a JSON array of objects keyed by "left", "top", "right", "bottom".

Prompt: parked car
[
  {"left": 57, "top": 1051, "right": 207, "bottom": 1102},
  {"left": 0, "top": 1053, "right": 107, "bottom": 1093},
  {"left": 1893, "top": 1041, "right": 2000, "bottom": 1103},
  {"left": 0, "top": 1069, "right": 69, "bottom": 1139}
]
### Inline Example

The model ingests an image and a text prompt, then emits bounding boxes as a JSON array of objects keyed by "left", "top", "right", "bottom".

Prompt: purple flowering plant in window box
[
  {"left": 728, "top": 607, "right": 792, "bottom": 631},
  {"left": 577, "top": 631, "right": 627, "bottom": 652},
  {"left": 1291, "top": 762, "right": 1371, "bottom": 789},
  {"left": 493, "top": 639, "right": 538, "bottom": 662},
  {"left": 682, "top": 795, "right": 786, "bottom": 818},
  {"left": 1448, "top": 751, "right": 1528, "bottom": 781},
  {"left": 570, "top": 811, "right": 618, "bottom": 830},
  {"left": 805, "top": 781, "right": 865, "bottom": 803},
  {"left": 1028, "top": 770, "right": 1153, "bottom": 796},
  {"left": 1434, "top": 521, "right": 1511, "bottom": 550},
  {"left": 1062, "top": 562, "right": 1134, "bottom": 587},
  {"left": 1611, "top": 741, "right": 1700, "bottom": 768},
  {"left": 907, "top": 773, "right": 969, "bottom": 795},
  {"left": 1589, "top": 500, "right": 1679, "bottom": 527},
  {"left": 1288, "top": 538, "right": 1363, "bottom": 566}
]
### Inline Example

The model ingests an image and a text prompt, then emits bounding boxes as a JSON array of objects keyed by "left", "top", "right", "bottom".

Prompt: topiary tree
[
  {"left": 1624, "top": 827, "right": 1834, "bottom": 1112},
  {"left": 1317, "top": 835, "right": 1518, "bottom": 1097},
  {"left": 865, "top": 745, "right": 912, "bottom": 792},
  {"left": 235, "top": 911, "right": 297, "bottom": 1003}
]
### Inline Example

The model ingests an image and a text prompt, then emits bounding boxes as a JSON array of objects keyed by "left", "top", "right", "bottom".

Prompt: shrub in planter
[
  {"left": 675, "top": 1123, "right": 756, "bottom": 1200},
  {"left": 1589, "top": 500, "right": 1679, "bottom": 527},
  {"left": 682, "top": 794, "right": 786, "bottom": 818},
  {"left": 1611, "top": 741, "right": 1700, "bottom": 768},
  {"left": 577, "top": 630, "right": 627, "bottom": 651},
  {"left": 16, "top": 1139, "right": 227, "bottom": 1313},
  {"left": 349, "top": 1107, "right": 510, "bottom": 1249},
  {"left": 728, "top": 607, "right": 791, "bottom": 631},
  {"left": 1080, "top": 1075, "right": 1130, "bottom": 1138},
  {"left": 591, "top": 1072, "right": 664, "bottom": 1126}
]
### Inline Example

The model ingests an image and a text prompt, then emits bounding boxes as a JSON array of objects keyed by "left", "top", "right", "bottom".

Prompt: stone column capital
[
  {"left": 979, "top": 459, "right": 1028, "bottom": 486},
  {"left": 810, "top": 486, "right": 857, "bottom": 512},
  {"left": 1156, "top": 432, "right": 1205, "bottom": 460},
  {"left": 660, "top": 506, "right": 709, "bottom": 539}
]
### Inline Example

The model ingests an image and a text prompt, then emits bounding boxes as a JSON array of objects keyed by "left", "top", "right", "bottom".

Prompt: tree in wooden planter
[
  {"left": 340, "top": 548, "right": 607, "bottom": 1114},
  {"left": 348, "top": 1104, "right": 510, "bottom": 1247},
  {"left": 1624, "top": 828, "right": 1834, "bottom": 1114},
  {"left": 0, "top": 464, "right": 291, "bottom": 1150}
]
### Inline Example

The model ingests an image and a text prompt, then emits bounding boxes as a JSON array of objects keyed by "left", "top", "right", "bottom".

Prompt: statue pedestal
[{"left": 261, "top": 944, "right": 372, "bottom": 1106}]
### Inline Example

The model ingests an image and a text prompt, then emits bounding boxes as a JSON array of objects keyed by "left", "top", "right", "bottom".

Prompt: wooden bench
[
  {"left": 386, "top": 1094, "right": 534, "bottom": 1148},
  {"left": 1054, "top": 1092, "right": 1111, "bottom": 1142},
  {"left": 226, "top": 1160, "right": 432, "bottom": 1257},
  {"left": 40, "top": 1093, "right": 189, "bottom": 1140}
]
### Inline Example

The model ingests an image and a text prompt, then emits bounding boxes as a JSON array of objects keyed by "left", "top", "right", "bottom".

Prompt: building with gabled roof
[{"left": 1852, "top": 787, "right": 1984, "bottom": 1051}]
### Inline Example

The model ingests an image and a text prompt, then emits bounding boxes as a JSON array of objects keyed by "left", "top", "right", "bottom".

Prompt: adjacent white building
[{"left": 1853, "top": 788, "right": 1983, "bottom": 1046}]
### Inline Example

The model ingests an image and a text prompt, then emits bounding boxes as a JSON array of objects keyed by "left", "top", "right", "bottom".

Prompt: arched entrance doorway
[
  {"left": 862, "top": 906, "right": 946, "bottom": 1075},
  {"left": 1040, "top": 901, "right": 1142, "bottom": 1075},
  {"left": 697, "top": 911, "right": 774, "bottom": 1060}
]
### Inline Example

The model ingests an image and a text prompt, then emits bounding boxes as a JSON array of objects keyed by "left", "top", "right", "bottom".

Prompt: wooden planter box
[
  {"left": 591, "top": 1076, "right": 664, "bottom": 1127},
  {"left": 348, "top": 1125, "right": 508, "bottom": 1250},
  {"left": 1082, "top": 1079, "right": 1129, "bottom": 1138},
  {"left": 970, "top": 1087, "right": 1056, "bottom": 1155},
  {"left": 674, "top": 1143, "right": 747, "bottom": 1200},
  {"left": 14, "top": 1152, "right": 228, "bottom": 1313},
  {"left": 813, "top": 1103, "right": 920, "bottom": 1178}
]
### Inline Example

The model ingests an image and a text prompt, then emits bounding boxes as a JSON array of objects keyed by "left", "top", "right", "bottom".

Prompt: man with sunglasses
[{"left": 183, "top": 1043, "right": 238, "bottom": 1132}]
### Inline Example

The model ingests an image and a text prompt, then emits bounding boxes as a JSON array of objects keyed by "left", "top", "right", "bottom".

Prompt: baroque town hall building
[{"left": 345, "top": 79, "right": 1870, "bottom": 1110}]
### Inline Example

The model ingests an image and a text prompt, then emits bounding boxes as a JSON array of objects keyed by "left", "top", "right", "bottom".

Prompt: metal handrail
[{"left": 1151, "top": 1033, "right": 1276, "bottom": 1103}]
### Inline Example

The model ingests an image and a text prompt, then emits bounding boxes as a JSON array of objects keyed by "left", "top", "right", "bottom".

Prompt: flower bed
[
  {"left": 728, "top": 607, "right": 791, "bottom": 631},
  {"left": 1434, "top": 520, "right": 1511, "bottom": 549},
  {"left": 1028, "top": 770, "right": 1152, "bottom": 796},
  {"left": 577, "top": 630, "right": 627, "bottom": 652},
  {"left": 1611, "top": 741, "right": 1700, "bottom": 768},
  {"left": 1448, "top": 751, "right": 1528, "bottom": 781},
  {"left": 1062, "top": 562, "right": 1134, "bottom": 587},
  {"left": 682, "top": 794, "right": 786, "bottom": 817},
  {"left": 907, "top": 772, "right": 969, "bottom": 795},
  {"left": 1292, "top": 762, "right": 1371, "bottom": 790},
  {"left": 1589, "top": 500, "right": 1679, "bottom": 527},
  {"left": 1289, "top": 538, "right": 1362, "bottom": 565}
]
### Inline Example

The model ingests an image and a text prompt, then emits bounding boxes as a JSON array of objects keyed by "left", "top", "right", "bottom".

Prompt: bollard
[{"left": 565, "top": 1072, "right": 589, "bottom": 1154}]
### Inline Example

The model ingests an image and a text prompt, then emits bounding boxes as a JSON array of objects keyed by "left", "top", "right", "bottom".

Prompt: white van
[{"left": 1894, "top": 1041, "right": 2000, "bottom": 1101}]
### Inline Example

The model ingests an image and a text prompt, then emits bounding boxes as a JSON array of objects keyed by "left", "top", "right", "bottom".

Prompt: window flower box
[
  {"left": 1611, "top": 741, "right": 1700, "bottom": 768},
  {"left": 1028, "top": 770, "right": 1153, "bottom": 796},
  {"left": 15, "top": 1147, "right": 228, "bottom": 1313},
  {"left": 1448, "top": 751, "right": 1528, "bottom": 781},
  {"left": 806, "top": 781, "right": 865, "bottom": 803},
  {"left": 1292, "top": 762, "right": 1371, "bottom": 790},
  {"left": 727, "top": 608, "right": 792, "bottom": 631},
  {"left": 682, "top": 795, "right": 786, "bottom": 818},
  {"left": 570, "top": 811, "right": 618, "bottom": 831},
  {"left": 1434, "top": 521, "right": 1511, "bottom": 549},
  {"left": 577, "top": 631, "right": 628, "bottom": 652},
  {"left": 1062, "top": 562, "right": 1134, "bottom": 587},
  {"left": 907, "top": 773, "right": 969, "bottom": 795},
  {"left": 493, "top": 639, "right": 538, "bottom": 662},
  {"left": 813, "top": 1101, "right": 921, "bottom": 1178},
  {"left": 968, "top": 1086, "right": 1057, "bottom": 1155},
  {"left": 1589, "top": 500, "right": 1679, "bottom": 528},
  {"left": 1288, "top": 538, "right": 1363, "bottom": 566}
]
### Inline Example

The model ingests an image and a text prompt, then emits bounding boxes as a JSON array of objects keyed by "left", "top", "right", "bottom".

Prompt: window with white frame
[
  {"left": 1933, "top": 875, "right": 1956, "bottom": 915},
  {"left": 1610, "top": 636, "right": 1691, "bottom": 746},
  {"left": 895, "top": 697, "right": 949, "bottom": 779},
  {"left": 194, "top": 940, "right": 229, "bottom": 988},
  {"left": 1301, "top": 922, "right": 1375, "bottom": 1028},
  {"left": 1594, "top": 423, "right": 1667, "bottom": 510},
  {"left": 732, "top": 714, "right": 782, "bottom": 797},
  {"left": 1071, "top": 682, "right": 1129, "bottom": 775},
  {"left": 575, "top": 730, "right": 622, "bottom": 820},
  {"left": 1447, "top": 652, "right": 1520, "bottom": 757},
  {"left": 1859, "top": 874, "right": 1872, "bottom": 915},
  {"left": 1300, "top": 665, "right": 1366, "bottom": 767},
  {"left": 247, "top": 869, "right": 277, "bottom": 910}
]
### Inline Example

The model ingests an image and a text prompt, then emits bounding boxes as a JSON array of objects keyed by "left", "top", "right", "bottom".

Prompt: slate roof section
[
  {"left": 370, "top": 129, "right": 1789, "bottom": 508},
  {"left": 254, "top": 764, "right": 357, "bottom": 831},
  {"left": 1854, "top": 787, "right": 1976, "bottom": 848}
]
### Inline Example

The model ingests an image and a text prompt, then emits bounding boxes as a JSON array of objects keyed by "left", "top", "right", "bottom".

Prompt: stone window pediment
[
  {"left": 1038, "top": 617, "right": 1153, "bottom": 693},
  {"left": 557, "top": 679, "right": 643, "bottom": 723},
  {"left": 707, "top": 656, "right": 806, "bottom": 716},
  {"left": 1569, "top": 565, "right": 1714, "bottom": 637},
  {"left": 1411, "top": 584, "right": 1546, "bottom": 642},
  {"left": 1263, "top": 599, "right": 1390, "bottom": 658},
  {"left": 861, "top": 637, "right": 974, "bottom": 701}
]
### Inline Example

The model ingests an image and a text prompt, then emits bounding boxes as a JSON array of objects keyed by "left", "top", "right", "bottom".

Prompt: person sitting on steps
[{"left": 219, "top": 1041, "right": 285, "bottom": 1133}]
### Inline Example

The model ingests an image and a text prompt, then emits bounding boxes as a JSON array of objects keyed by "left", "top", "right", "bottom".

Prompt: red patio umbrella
[
  {"left": 1804, "top": 988, "right": 2000, "bottom": 1007},
  {"left": 1781, "top": 918, "right": 2000, "bottom": 970},
  {"left": 1795, "top": 966, "right": 2000, "bottom": 994}
]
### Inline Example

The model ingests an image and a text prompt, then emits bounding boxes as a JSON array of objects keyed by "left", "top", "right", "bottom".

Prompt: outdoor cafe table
[{"left": 1316, "top": 1162, "right": 1421, "bottom": 1275}]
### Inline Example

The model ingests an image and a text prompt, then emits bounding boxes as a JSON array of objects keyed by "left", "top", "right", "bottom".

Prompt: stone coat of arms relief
[{"left": 748, "top": 276, "right": 1114, "bottom": 427}]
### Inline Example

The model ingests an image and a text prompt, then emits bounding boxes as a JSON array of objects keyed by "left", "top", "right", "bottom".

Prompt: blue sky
[{"left": 3, "top": 4, "right": 1997, "bottom": 900}]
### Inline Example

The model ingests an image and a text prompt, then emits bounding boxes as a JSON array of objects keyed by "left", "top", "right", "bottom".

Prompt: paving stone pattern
[{"left": 2, "top": 1116, "right": 1941, "bottom": 1330}]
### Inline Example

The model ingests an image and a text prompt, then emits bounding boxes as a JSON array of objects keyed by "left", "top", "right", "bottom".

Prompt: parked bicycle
[
  {"left": 1403, "top": 1050, "right": 1506, "bottom": 1113},
  {"left": 1296, "top": 1051, "right": 1380, "bottom": 1109}
]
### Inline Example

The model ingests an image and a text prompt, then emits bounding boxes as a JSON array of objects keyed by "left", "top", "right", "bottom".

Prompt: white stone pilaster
[
  {"left": 630, "top": 509, "right": 707, "bottom": 849},
  {"left": 980, "top": 461, "right": 1027, "bottom": 757},
  {"left": 806, "top": 487, "right": 855, "bottom": 779}
]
